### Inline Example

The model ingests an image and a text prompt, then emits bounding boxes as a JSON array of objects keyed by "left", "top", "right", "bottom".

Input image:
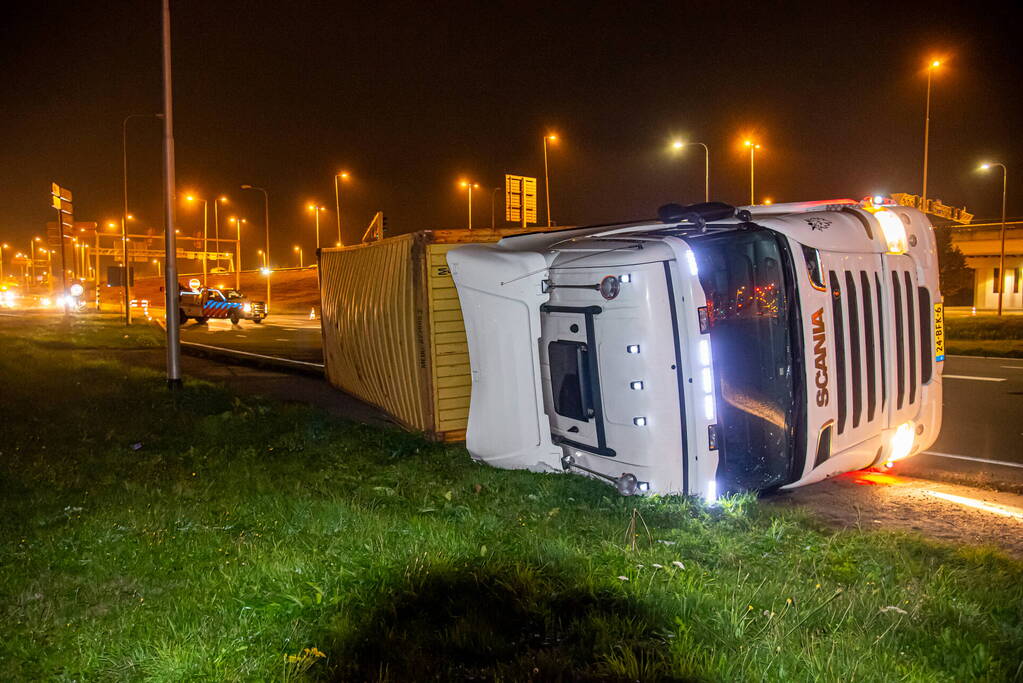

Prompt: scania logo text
[{"left": 811, "top": 307, "right": 829, "bottom": 407}]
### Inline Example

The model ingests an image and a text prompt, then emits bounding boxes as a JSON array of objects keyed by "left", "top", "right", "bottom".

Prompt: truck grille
[
  {"left": 831, "top": 266, "right": 936, "bottom": 435},
  {"left": 252, "top": 301, "right": 266, "bottom": 315}
]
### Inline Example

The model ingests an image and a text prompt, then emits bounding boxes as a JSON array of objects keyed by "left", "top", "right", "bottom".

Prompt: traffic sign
[{"left": 505, "top": 174, "right": 538, "bottom": 227}]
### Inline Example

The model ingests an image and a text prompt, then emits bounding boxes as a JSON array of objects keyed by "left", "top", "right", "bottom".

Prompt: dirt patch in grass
[{"left": 771, "top": 471, "right": 1023, "bottom": 559}]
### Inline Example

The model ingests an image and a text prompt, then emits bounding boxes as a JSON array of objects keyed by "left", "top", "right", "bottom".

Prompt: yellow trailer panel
[{"left": 319, "top": 229, "right": 540, "bottom": 441}]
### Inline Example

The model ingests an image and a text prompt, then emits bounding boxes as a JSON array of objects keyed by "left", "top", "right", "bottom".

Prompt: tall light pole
[
  {"left": 213, "top": 196, "right": 227, "bottom": 270},
  {"left": 491, "top": 187, "right": 501, "bottom": 229},
  {"left": 334, "top": 171, "right": 349, "bottom": 246},
  {"left": 744, "top": 140, "right": 761, "bottom": 206},
  {"left": 153, "top": 259, "right": 161, "bottom": 277},
  {"left": 228, "top": 216, "right": 246, "bottom": 290},
  {"left": 459, "top": 180, "right": 479, "bottom": 229},
  {"left": 307, "top": 204, "right": 326, "bottom": 250},
  {"left": 294, "top": 245, "right": 304, "bottom": 268},
  {"left": 122, "top": 113, "right": 162, "bottom": 324},
  {"left": 242, "top": 184, "right": 271, "bottom": 311},
  {"left": 979, "top": 162, "right": 1008, "bottom": 315},
  {"left": 671, "top": 140, "right": 710, "bottom": 203},
  {"left": 185, "top": 195, "right": 208, "bottom": 287},
  {"left": 922, "top": 60, "right": 942, "bottom": 208},
  {"left": 543, "top": 134, "right": 558, "bottom": 226},
  {"left": 0, "top": 243, "right": 7, "bottom": 282}
]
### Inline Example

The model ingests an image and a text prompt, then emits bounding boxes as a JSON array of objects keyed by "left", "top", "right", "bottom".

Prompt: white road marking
[
  {"left": 179, "top": 341, "right": 324, "bottom": 368},
  {"left": 942, "top": 374, "right": 1006, "bottom": 382},
  {"left": 922, "top": 451, "right": 1023, "bottom": 470},
  {"left": 274, "top": 338, "right": 289, "bottom": 341},
  {"left": 925, "top": 491, "right": 1023, "bottom": 520},
  {"left": 1000, "top": 365, "right": 1023, "bottom": 370}
]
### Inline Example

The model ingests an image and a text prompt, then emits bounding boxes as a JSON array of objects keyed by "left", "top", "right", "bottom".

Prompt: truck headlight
[
  {"left": 243, "top": 303, "right": 252, "bottom": 313},
  {"left": 887, "top": 421, "right": 915, "bottom": 465},
  {"left": 876, "top": 209, "right": 908, "bottom": 255}
]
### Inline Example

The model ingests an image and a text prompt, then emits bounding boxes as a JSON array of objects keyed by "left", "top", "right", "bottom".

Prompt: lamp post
[
  {"left": 307, "top": 204, "right": 326, "bottom": 250},
  {"left": 240, "top": 184, "right": 270, "bottom": 312},
  {"left": 122, "top": 113, "right": 162, "bottom": 324},
  {"left": 334, "top": 171, "right": 349, "bottom": 246},
  {"left": 228, "top": 216, "right": 246, "bottom": 289},
  {"left": 671, "top": 140, "right": 710, "bottom": 203},
  {"left": 153, "top": 259, "right": 161, "bottom": 277},
  {"left": 922, "top": 60, "right": 942, "bottom": 208},
  {"left": 213, "top": 196, "right": 228, "bottom": 270},
  {"left": 459, "top": 180, "right": 479, "bottom": 229},
  {"left": 543, "top": 134, "right": 558, "bottom": 226},
  {"left": 491, "top": 187, "right": 501, "bottom": 229},
  {"left": 744, "top": 140, "right": 761, "bottom": 206},
  {"left": 0, "top": 243, "right": 7, "bottom": 281},
  {"left": 185, "top": 195, "right": 208, "bottom": 287},
  {"left": 979, "top": 162, "right": 1008, "bottom": 315},
  {"left": 294, "top": 245, "right": 304, "bottom": 268}
]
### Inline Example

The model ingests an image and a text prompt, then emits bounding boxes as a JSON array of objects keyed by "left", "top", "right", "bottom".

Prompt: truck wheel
[
  {"left": 253, "top": 318, "right": 263, "bottom": 324},
  {"left": 179, "top": 309, "right": 188, "bottom": 325},
  {"left": 196, "top": 317, "right": 208, "bottom": 324},
  {"left": 230, "top": 311, "right": 241, "bottom": 325}
]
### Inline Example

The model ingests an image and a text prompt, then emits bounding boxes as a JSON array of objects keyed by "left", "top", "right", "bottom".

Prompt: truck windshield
[{"left": 688, "top": 229, "right": 802, "bottom": 492}]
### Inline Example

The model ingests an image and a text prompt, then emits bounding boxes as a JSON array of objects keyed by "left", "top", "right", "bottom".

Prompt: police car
[{"left": 178, "top": 283, "right": 267, "bottom": 325}]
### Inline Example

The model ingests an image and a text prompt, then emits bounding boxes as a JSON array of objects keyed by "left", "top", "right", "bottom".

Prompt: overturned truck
[{"left": 447, "top": 199, "right": 944, "bottom": 497}]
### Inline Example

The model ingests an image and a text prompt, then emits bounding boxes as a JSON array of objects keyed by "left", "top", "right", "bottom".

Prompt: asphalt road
[
  {"left": 893, "top": 355, "right": 1023, "bottom": 488},
  {"left": 177, "top": 313, "right": 323, "bottom": 365}
]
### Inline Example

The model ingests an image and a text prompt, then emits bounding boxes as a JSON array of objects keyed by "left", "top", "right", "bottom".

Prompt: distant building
[{"left": 947, "top": 220, "right": 1022, "bottom": 311}]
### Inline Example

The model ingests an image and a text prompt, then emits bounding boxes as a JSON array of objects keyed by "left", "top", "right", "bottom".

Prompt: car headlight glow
[{"left": 243, "top": 303, "right": 252, "bottom": 313}]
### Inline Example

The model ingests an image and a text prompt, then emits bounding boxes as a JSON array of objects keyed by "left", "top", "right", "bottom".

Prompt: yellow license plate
[{"left": 933, "top": 302, "right": 945, "bottom": 361}]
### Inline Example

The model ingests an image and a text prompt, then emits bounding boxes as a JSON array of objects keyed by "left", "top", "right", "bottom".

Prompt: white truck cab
[{"left": 447, "top": 198, "right": 943, "bottom": 497}]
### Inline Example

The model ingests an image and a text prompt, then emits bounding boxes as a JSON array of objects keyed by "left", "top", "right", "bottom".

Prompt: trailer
[{"left": 318, "top": 229, "right": 548, "bottom": 441}]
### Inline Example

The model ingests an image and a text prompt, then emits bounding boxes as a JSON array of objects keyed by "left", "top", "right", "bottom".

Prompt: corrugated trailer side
[{"left": 319, "top": 233, "right": 434, "bottom": 434}]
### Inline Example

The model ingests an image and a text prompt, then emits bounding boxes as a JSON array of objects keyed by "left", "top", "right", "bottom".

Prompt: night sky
[{"left": 1, "top": 1, "right": 1020, "bottom": 269}]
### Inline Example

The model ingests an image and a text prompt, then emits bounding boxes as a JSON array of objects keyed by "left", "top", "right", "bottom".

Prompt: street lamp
[
  {"left": 671, "top": 140, "right": 710, "bottom": 203},
  {"left": 213, "top": 195, "right": 228, "bottom": 270},
  {"left": 922, "top": 59, "right": 942, "bottom": 207},
  {"left": 307, "top": 204, "right": 327, "bottom": 250},
  {"left": 334, "top": 171, "right": 350, "bottom": 246},
  {"left": 979, "top": 162, "right": 1009, "bottom": 315},
  {"left": 294, "top": 245, "right": 304, "bottom": 268},
  {"left": 184, "top": 194, "right": 209, "bottom": 287},
  {"left": 543, "top": 134, "right": 558, "bottom": 226},
  {"left": 459, "top": 180, "right": 479, "bottom": 230},
  {"left": 152, "top": 259, "right": 161, "bottom": 277},
  {"left": 491, "top": 187, "right": 501, "bottom": 229},
  {"left": 0, "top": 243, "right": 7, "bottom": 282},
  {"left": 744, "top": 140, "right": 762, "bottom": 206},
  {"left": 241, "top": 184, "right": 271, "bottom": 312}
]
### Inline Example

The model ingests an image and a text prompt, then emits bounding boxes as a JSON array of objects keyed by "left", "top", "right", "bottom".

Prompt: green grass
[{"left": 1, "top": 316, "right": 1022, "bottom": 681}]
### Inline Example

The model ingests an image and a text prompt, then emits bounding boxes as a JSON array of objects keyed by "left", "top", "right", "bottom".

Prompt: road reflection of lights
[{"left": 925, "top": 491, "right": 1023, "bottom": 520}]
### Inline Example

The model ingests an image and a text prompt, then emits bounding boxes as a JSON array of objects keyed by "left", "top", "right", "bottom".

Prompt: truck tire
[
  {"left": 253, "top": 318, "right": 263, "bottom": 324},
  {"left": 179, "top": 309, "right": 188, "bottom": 325},
  {"left": 230, "top": 311, "right": 241, "bottom": 325},
  {"left": 196, "top": 317, "right": 208, "bottom": 324}
]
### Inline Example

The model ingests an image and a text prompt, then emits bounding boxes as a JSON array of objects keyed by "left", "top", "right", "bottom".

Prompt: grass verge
[
  {"left": 1, "top": 316, "right": 1021, "bottom": 681},
  {"left": 946, "top": 315, "right": 1023, "bottom": 357}
]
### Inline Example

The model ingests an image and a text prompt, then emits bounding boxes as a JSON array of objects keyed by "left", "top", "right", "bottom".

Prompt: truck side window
[{"left": 548, "top": 340, "right": 594, "bottom": 422}]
